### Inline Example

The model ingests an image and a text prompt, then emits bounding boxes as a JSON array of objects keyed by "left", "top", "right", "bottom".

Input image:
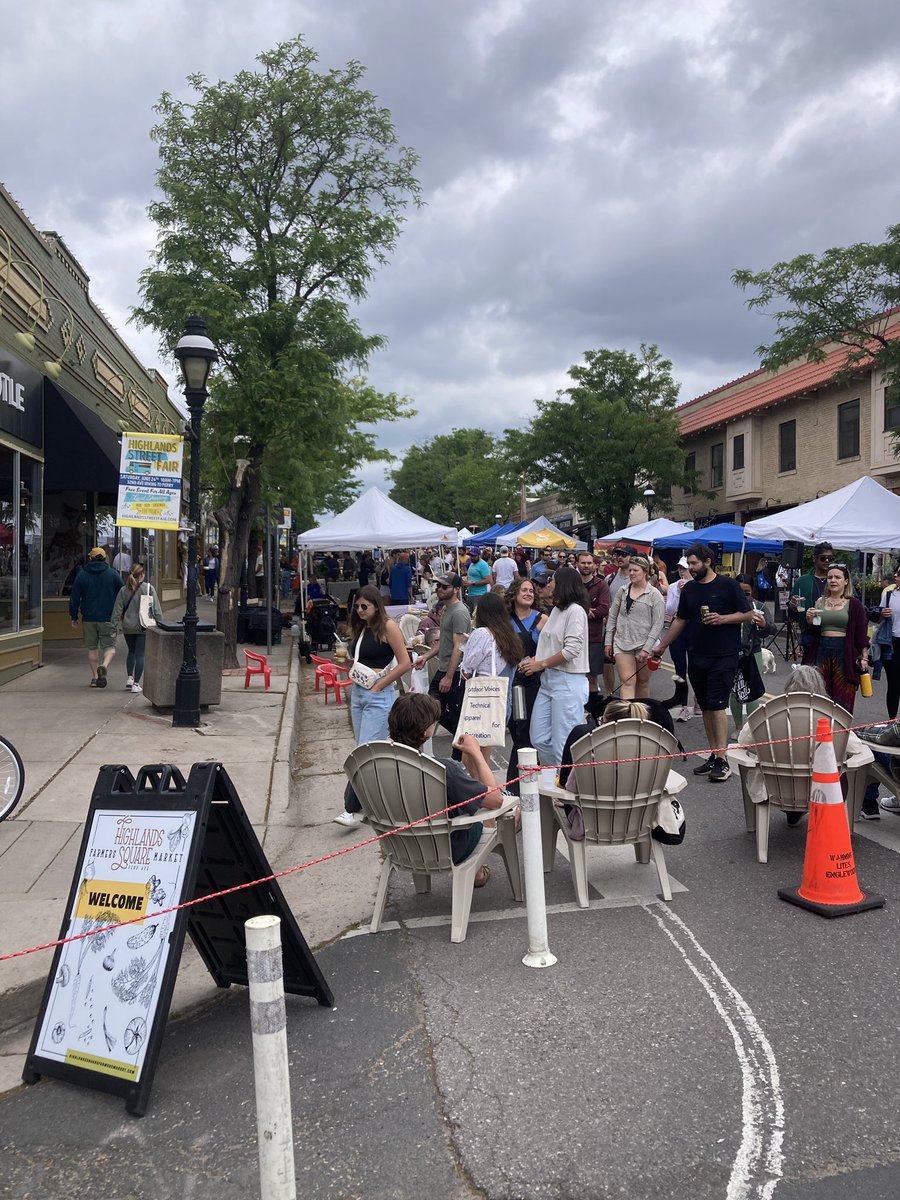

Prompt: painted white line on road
[{"left": 646, "top": 903, "right": 784, "bottom": 1200}]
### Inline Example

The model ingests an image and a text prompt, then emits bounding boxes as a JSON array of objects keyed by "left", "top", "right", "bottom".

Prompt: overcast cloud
[{"left": 3, "top": 0, "right": 900, "bottom": 505}]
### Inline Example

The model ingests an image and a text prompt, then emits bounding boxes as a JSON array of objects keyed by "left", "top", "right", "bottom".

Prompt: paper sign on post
[{"left": 116, "top": 432, "right": 184, "bottom": 530}]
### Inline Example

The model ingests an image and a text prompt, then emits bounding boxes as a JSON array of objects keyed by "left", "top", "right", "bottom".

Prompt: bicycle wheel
[{"left": 0, "top": 735, "right": 24, "bottom": 821}]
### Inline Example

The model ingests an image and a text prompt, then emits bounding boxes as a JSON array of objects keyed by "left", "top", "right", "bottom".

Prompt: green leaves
[
  {"left": 390, "top": 429, "right": 520, "bottom": 527},
  {"left": 517, "top": 344, "right": 686, "bottom": 533}
]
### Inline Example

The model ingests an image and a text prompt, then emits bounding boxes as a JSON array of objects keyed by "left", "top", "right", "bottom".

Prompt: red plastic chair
[
  {"left": 243, "top": 649, "right": 271, "bottom": 690},
  {"left": 309, "top": 654, "right": 351, "bottom": 704}
]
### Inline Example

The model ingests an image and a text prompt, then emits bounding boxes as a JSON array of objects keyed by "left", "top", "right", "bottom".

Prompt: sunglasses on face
[{"left": 356, "top": 603, "right": 372, "bottom": 611}]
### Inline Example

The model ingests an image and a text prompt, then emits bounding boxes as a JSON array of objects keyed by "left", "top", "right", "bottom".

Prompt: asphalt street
[{"left": 4, "top": 654, "right": 900, "bottom": 1198}]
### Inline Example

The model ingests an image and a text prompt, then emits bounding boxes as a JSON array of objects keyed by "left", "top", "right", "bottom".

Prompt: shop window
[
  {"left": 779, "top": 420, "right": 796, "bottom": 472},
  {"left": 710, "top": 442, "right": 724, "bottom": 490},
  {"left": 837, "top": 399, "right": 860, "bottom": 460},
  {"left": 885, "top": 384, "right": 900, "bottom": 431},
  {"left": 0, "top": 447, "right": 13, "bottom": 633},
  {"left": 684, "top": 452, "right": 696, "bottom": 495},
  {"left": 44, "top": 491, "right": 90, "bottom": 597},
  {"left": 19, "top": 456, "right": 42, "bottom": 630},
  {"left": 732, "top": 433, "right": 745, "bottom": 471}
]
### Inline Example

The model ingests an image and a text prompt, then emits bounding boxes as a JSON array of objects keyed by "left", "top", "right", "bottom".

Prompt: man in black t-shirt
[{"left": 653, "top": 542, "right": 753, "bottom": 782}]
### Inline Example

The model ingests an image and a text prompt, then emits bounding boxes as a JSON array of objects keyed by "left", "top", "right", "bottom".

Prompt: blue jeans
[
  {"left": 529, "top": 670, "right": 589, "bottom": 769},
  {"left": 350, "top": 683, "right": 397, "bottom": 744}
]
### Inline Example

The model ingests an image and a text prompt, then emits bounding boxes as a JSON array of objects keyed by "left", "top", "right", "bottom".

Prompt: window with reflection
[
  {"left": 19, "top": 455, "right": 42, "bottom": 629},
  {"left": 0, "top": 447, "right": 13, "bottom": 633}
]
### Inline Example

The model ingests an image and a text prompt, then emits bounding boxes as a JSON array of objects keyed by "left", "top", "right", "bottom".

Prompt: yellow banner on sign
[
  {"left": 75, "top": 880, "right": 148, "bottom": 922},
  {"left": 65, "top": 1048, "right": 138, "bottom": 1081}
]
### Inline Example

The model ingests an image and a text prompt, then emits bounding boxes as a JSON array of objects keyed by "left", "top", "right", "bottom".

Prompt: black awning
[{"left": 43, "top": 381, "right": 121, "bottom": 492}]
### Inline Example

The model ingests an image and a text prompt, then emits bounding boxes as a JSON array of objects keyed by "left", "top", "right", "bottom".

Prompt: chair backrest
[
  {"left": 244, "top": 650, "right": 266, "bottom": 667},
  {"left": 398, "top": 613, "right": 422, "bottom": 645},
  {"left": 566, "top": 719, "right": 679, "bottom": 845},
  {"left": 744, "top": 692, "right": 852, "bottom": 809},
  {"left": 344, "top": 741, "right": 455, "bottom": 874}
]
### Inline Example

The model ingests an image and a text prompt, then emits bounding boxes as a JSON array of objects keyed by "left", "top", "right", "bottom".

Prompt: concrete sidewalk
[{"left": 0, "top": 632, "right": 382, "bottom": 1093}]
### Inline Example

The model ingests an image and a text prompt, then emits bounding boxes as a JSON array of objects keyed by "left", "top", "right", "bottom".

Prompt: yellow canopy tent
[{"left": 517, "top": 528, "right": 578, "bottom": 551}]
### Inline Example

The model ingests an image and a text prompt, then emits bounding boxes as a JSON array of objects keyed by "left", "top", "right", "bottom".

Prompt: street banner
[
  {"left": 23, "top": 762, "right": 333, "bottom": 1116},
  {"left": 116, "top": 432, "right": 184, "bottom": 530},
  {"left": 277, "top": 506, "right": 292, "bottom": 529}
]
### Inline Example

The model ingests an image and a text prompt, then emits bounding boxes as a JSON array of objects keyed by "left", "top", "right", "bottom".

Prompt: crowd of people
[{"left": 325, "top": 535, "right": 900, "bottom": 862}]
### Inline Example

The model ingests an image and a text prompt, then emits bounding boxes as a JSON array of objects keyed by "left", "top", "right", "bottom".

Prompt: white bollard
[
  {"left": 518, "top": 747, "right": 557, "bottom": 968},
  {"left": 245, "top": 915, "right": 296, "bottom": 1200}
]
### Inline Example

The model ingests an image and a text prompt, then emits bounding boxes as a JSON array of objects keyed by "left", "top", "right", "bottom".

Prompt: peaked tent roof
[
  {"left": 462, "top": 522, "right": 502, "bottom": 546},
  {"left": 495, "top": 516, "right": 587, "bottom": 550},
  {"left": 298, "top": 487, "right": 458, "bottom": 550},
  {"left": 743, "top": 476, "right": 900, "bottom": 551},
  {"left": 466, "top": 520, "right": 527, "bottom": 545},
  {"left": 654, "top": 522, "right": 783, "bottom": 554},
  {"left": 596, "top": 517, "right": 694, "bottom": 545}
]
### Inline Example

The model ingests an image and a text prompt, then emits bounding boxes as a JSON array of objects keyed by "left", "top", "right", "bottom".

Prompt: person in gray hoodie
[
  {"left": 68, "top": 547, "right": 124, "bottom": 687},
  {"left": 111, "top": 562, "right": 162, "bottom": 694}
]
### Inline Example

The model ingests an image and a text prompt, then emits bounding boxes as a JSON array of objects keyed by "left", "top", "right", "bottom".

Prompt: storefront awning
[{"left": 43, "top": 381, "right": 121, "bottom": 493}]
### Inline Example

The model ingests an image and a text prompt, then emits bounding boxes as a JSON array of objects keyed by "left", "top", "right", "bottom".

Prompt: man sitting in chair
[{"left": 343, "top": 693, "right": 506, "bottom": 886}]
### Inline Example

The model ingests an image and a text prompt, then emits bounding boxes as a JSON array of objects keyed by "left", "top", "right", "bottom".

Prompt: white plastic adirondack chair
[
  {"left": 539, "top": 719, "right": 683, "bottom": 907},
  {"left": 725, "top": 692, "right": 873, "bottom": 862},
  {"left": 344, "top": 741, "right": 522, "bottom": 943}
]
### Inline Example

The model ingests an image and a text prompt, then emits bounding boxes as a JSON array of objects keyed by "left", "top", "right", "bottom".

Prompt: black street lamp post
[
  {"left": 643, "top": 486, "right": 655, "bottom": 523},
  {"left": 172, "top": 315, "right": 218, "bottom": 728}
]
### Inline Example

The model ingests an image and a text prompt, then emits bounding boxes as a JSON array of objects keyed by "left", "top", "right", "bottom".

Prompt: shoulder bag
[
  {"left": 138, "top": 585, "right": 157, "bottom": 630},
  {"left": 348, "top": 631, "right": 383, "bottom": 690},
  {"left": 652, "top": 795, "right": 686, "bottom": 845},
  {"left": 454, "top": 642, "right": 508, "bottom": 747}
]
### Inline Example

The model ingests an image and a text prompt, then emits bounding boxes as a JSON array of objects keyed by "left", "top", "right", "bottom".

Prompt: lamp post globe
[
  {"left": 172, "top": 315, "right": 218, "bottom": 727},
  {"left": 643, "top": 486, "right": 655, "bottom": 523}
]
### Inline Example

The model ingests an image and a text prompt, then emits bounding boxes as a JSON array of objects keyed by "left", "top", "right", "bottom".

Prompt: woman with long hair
[
  {"left": 730, "top": 573, "right": 776, "bottom": 729},
  {"left": 503, "top": 577, "right": 548, "bottom": 791},
  {"left": 334, "top": 585, "right": 411, "bottom": 828},
  {"left": 520, "top": 566, "right": 590, "bottom": 777},
  {"left": 111, "top": 563, "right": 162, "bottom": 694},
  {"left": 460, "top": 591, "right": 524, "bottom": 770},
  {"left": 803, "top": 563, "right": 869, "bottom": 714},
  {"left": 604, "top": 555, "right": 666, "bottom": 700}
]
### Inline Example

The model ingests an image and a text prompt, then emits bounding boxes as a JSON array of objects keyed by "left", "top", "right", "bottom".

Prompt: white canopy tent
[
  {"left": 597, "top": 517, "right": 694, "bottom": 545},
  {"left": 744, "top": 476, "right": 900, "bottom": 551},
  {"left": 494, "top": 515, "right": 588, "bottom": 551},
  {"left": 456, "top": 527, "right": 474, "bottom": 542},
  {"left": 298, "top": 487, "right": 459, "bottom": 550}
]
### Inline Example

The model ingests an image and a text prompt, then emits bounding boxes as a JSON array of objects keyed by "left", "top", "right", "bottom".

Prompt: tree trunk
[{"left": 215, "top": 460, "right": 262, "bottom": 669}]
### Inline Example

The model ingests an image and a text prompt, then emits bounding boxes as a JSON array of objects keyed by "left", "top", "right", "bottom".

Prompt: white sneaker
[
  {"left": 676, "top": 706, "right": 694, "bottom": 722},
  {"left": 333, "top": 811, "right": 363, "bottom": 828},
  {"left": 131, "top": 683, "right": 143, "bottom": 694},
  {"left": 692, "top": 703, "right": 703, "bottom": 716},
  {"left": 126, "top": 676, "right": 134, "bottom": 691}
]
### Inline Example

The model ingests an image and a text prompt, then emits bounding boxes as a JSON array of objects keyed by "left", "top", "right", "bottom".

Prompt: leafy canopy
[
  {"left": 133, "top": 35, "right": 421, "bottom": 526},
  {"left": 390, "top": 428, "right": 521, "bottom": 528},
  {"left": 733, "top": 224, "right": 900, "bottom": 384},
  {"left": 517, "top": 345, "right": 688, "bottom": 534}
]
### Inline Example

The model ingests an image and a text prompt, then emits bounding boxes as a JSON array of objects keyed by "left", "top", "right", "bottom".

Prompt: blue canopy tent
[
  {"left": 464, "top": 520, "right": 527, "bottom": 546},
  {"left": 653, "top": 522, "right": 783, "bottom": 554}
]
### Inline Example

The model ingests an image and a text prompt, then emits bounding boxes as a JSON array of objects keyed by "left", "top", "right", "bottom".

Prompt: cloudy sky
[{"left": 4, "top": 0, "right": 900, "bottom": 504}]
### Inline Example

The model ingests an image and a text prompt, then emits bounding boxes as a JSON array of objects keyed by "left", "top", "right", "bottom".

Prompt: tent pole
[{"left": 738, "top": 536, "right": 746, "bottom": 575}]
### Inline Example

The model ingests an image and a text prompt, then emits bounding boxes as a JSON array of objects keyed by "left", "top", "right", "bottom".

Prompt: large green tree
[
  {"left": 517, "top": 344, "right": 688, "bottom": 533},
  {"left": 390, "top": 428, "right": 521, "bottom": 528},
  {"left": 134, "top": 36, "right": 420, "bottom": 663},
  {"left": 732, "top": 225, "right": 900, "bottom": 384}
]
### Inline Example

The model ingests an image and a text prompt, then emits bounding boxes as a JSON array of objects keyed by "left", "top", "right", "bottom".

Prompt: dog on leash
[{"left": 761, "top": 647, "right": 776, "bottom": 675}]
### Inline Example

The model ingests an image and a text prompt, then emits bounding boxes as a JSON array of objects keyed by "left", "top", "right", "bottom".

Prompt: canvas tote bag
[{"left": 454, "top": 641, "right": 509, "bottom": 748}]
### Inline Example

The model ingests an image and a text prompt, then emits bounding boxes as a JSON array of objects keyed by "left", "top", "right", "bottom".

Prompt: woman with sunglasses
[
  {"left": 803, "top": 563, "right": 869, "bottom": 713},
  {"left": 334, "top": 585, "right": 410, "bottom": 827},
  {"left": 520, "top": 566, "right": 590, "bottom": 779},
  {"left": 504, "top": 576, "right": 548, "bottom": 792}
]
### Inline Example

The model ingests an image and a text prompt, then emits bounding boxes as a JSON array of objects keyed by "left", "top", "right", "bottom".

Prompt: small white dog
[{"left": 761, "top": 647, "right": 776, "bottom": 675}]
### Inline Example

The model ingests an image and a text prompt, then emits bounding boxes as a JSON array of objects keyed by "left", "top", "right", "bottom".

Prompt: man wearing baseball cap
[
  {"left": 412, "top": 572, "right": 471, "bottom": 745},
  {"left": 68, "top": 547, "right": 125, "bottom": 687}
]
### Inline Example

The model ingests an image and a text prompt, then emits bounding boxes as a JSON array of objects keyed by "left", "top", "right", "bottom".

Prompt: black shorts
[
  {"left": 688, "top": 654, "right": 739, "bottom": 712},
  {"left": 588, "top": 642, "right": 605, "bottom": 677}
]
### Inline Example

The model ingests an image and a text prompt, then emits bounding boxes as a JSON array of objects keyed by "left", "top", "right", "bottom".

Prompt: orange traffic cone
[{"left": 778, "top": 718, "right": 884, "bottom": 918}]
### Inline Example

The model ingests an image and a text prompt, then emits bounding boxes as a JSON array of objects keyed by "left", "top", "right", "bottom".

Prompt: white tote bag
[
  {"left": 454, "top": 643, "right": 508, "bottom": 748},
  {"left": 138, "top": 588, "right": 156, "bottom": 629}
]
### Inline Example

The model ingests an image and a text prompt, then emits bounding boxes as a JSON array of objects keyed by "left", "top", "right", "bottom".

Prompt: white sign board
[{"left": 33, "top": 809, "right": 196, "bottom": 1084}]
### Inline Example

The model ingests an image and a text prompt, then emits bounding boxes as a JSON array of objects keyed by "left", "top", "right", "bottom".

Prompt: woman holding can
[{"left": 803, "top": 563, "right": 869, "bottom": 713}]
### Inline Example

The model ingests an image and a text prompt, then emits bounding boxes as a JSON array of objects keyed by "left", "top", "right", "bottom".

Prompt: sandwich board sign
[{"left": 23, "top": 762, "right": 332, "bottom": 1116}]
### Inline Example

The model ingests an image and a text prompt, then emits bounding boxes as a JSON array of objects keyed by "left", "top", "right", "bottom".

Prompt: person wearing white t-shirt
[{"left": 493, "top": 547, "right": 517, "bottom": 589}]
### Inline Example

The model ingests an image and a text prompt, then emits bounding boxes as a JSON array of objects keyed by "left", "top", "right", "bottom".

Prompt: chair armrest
[
  {"left": 537, "top": 781, "right": 570, "bottom": 800},
  {"left": 450, "top": 792, "right": 519, "bottom": 827},
  {"left": 726, "top": 746, "right": 757, "bottom": 769},
  {"left": 846, "top": 745, "right": 874, "bottom": 769},
  {"left": 664, "top": 770, "right": 687, "bottom": 795}
]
